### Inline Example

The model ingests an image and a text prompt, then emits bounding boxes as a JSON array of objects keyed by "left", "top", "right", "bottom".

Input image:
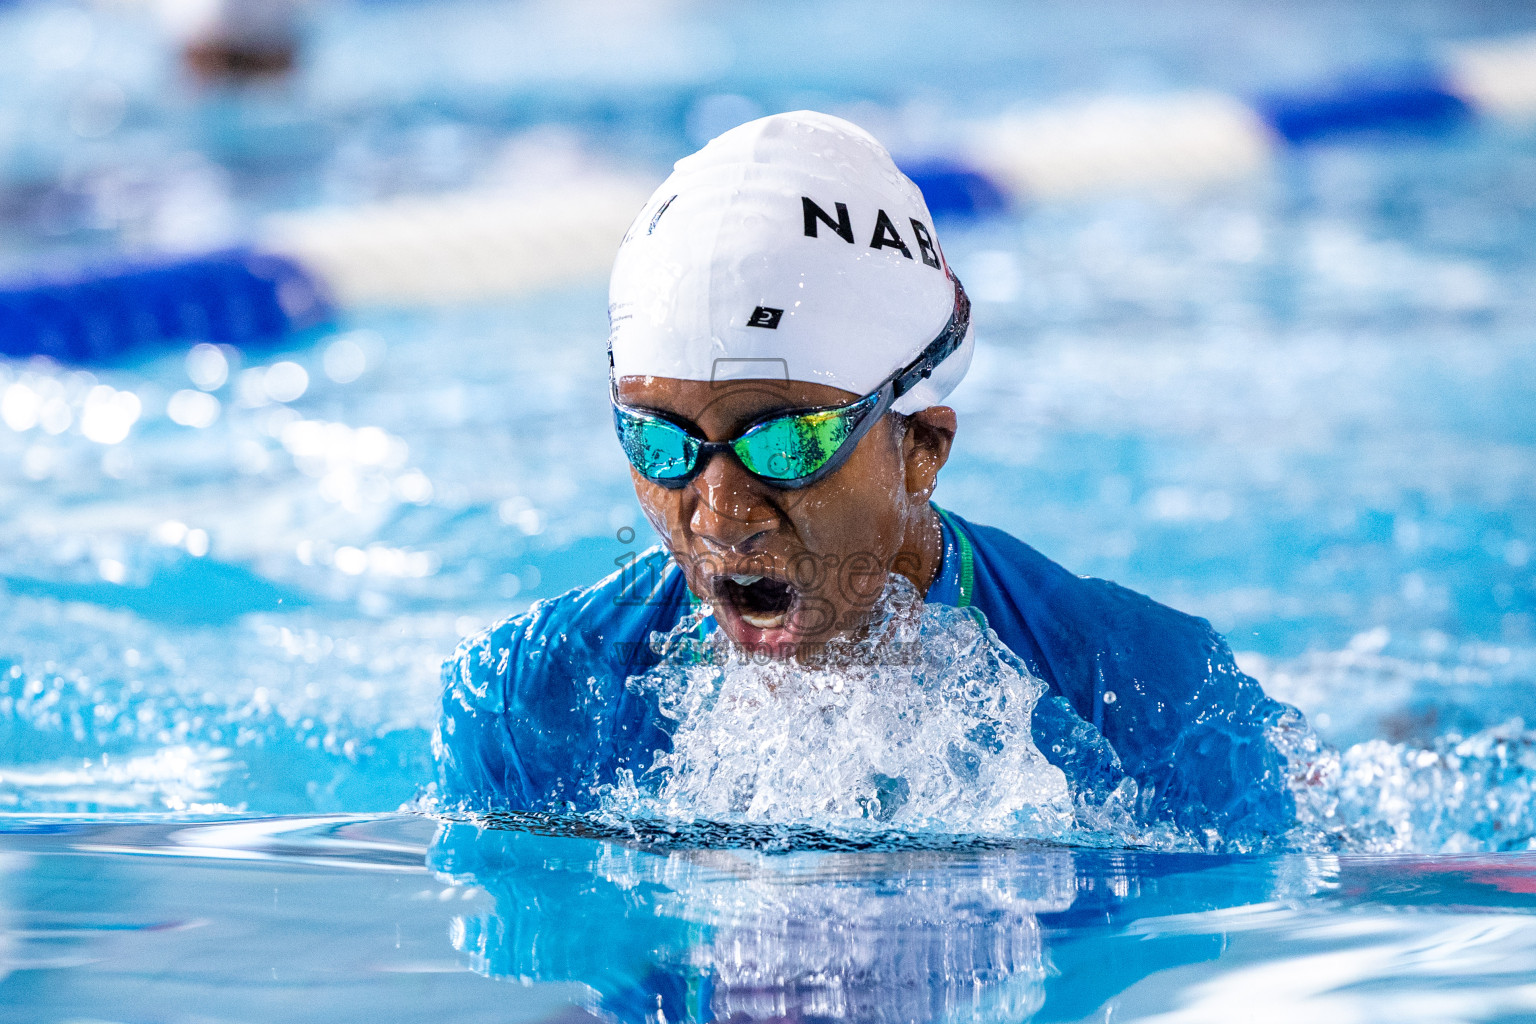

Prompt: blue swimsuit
[{"left": 435, "top": 508, "right": 1297, "bottom": 839}]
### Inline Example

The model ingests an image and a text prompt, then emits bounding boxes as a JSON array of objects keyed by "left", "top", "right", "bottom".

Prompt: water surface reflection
[
  {"left": 427, "top": 821, "right": 1294, "bottom": 1023},
  {"left": 3, "top": 816, "right": 1533, "bottom": 1022}
]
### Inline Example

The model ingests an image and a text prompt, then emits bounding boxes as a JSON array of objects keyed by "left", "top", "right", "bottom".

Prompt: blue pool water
[
  {"left": 4, "top": 0, "right": 1536, "bottom": 1017},
  {"left": 6, "top": 814, "right": 1536, "bottom": 1023}
]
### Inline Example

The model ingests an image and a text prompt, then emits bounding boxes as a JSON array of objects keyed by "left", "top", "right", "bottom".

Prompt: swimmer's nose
[{"left": 688, "top": 454, "right": 778, "bottom": 552}]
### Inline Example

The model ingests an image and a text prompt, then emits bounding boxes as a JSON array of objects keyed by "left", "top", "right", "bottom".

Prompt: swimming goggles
[{"left": 611, "top": 278, "right": 970, "bottom": 490}]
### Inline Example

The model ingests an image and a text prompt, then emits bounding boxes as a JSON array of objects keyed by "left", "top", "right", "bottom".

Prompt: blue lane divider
[
  {"left": 901, "top": 160, "right": 1012, "bottom": 221},
  {"left": 914, "top": 67, "right": 1492, "bottom": 219},
  {"left": 0, "top": 249, "right": 330, "bottom": 363},
  {"left": 1255, "top": 74, "right": 1472, "bottom": 145},
  {"left": 1, "top": 35, "right": 1530, "bottom": 361}
]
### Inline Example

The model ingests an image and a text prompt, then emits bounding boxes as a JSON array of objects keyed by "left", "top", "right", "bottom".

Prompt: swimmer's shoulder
[
  {"left": 947, "top": 512, "right": 1257, "bottom": 699},
  {"left": 441, "top": 546, "right": 690, "bottom": 711},
  {"left": 955, "top": 513, "right": 1278, "bottom": 716},
  {"left": 954, "top": 513, "right": 1218, "bottom": 636}
]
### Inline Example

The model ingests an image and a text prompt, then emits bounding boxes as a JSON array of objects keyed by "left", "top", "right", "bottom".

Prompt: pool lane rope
[{"left": 3, "top": 33, "right": 1534, "bottom": 363}]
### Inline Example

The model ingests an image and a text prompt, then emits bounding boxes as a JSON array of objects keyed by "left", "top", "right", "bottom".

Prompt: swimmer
[
  {"left": 176, "top": 0, "right": 305, "bottom": 84},
  {"left": 436, "top": 112, "right": 1296, "bottom": 839}
]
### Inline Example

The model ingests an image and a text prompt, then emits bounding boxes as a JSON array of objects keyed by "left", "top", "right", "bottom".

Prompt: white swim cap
[{"left": 608, "top": 111, "right": 972, "bottom": 415}]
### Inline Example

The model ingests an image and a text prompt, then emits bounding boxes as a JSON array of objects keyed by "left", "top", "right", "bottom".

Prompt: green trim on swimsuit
[{"left": 932, "top": 503, "right": 974, "bottom": 609}]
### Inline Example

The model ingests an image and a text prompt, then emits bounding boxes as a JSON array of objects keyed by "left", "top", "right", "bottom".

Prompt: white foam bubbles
[{"left": 603, "top": 575, "right": 1075, "bottom": 839}]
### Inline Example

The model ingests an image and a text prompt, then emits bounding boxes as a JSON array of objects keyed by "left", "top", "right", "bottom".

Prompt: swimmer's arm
[
  {"left": 433, "top": 597, "right": 645, "bottom": 813},
  {"left": 433, "top": 619, "right": 538, "bottom": 812},
  {"left": 1049, "top": 577, "right": 1296, "bottom": 838},
  {"left": 1127, "top": 629, "right": 1297, "bottom": 838}
]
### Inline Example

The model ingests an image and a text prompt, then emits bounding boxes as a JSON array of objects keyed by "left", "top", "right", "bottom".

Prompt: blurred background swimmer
[
  {"left": 165, "top": 0, "right": 308, "bottom": 84},
  {"left": 435, "top": 112, "right": 1298, "bottom": 846}
]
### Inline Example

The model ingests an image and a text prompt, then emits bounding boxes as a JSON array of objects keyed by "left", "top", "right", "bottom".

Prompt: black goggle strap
[{"left": 890, "top": 276, "right": 971, "bottom": 402}]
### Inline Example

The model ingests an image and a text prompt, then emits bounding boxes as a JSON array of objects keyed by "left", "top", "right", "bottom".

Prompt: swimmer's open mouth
[{"left": 715, "top": 573, "right": 797, "bottom": 632}]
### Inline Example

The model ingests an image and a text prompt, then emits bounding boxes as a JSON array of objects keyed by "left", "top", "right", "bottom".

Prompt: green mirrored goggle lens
[
  {"left": 732, "top": 399, "right": 869, "bottom": 481},
  {"left": 614, "top": 407, "right": 699, "bottom": 480},
  {"left": 612, "top": 390, "right": 880, "bottom": 486}
]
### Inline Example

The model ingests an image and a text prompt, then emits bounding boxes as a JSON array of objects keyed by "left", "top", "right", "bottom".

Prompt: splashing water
[
  {"left": 1275, "top": 712, "right": 1536, "bottom": 854},
  {"left": 584, "top": 572, "right": 1536, "bottom": 855},
  {"left": 600, "top": 575, "right": 1079, "bottom": 841}
]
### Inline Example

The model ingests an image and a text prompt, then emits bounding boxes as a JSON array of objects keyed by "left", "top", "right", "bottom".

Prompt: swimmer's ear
[{"left": 898, "top": 406, "right": 956, "bottom": 498}]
